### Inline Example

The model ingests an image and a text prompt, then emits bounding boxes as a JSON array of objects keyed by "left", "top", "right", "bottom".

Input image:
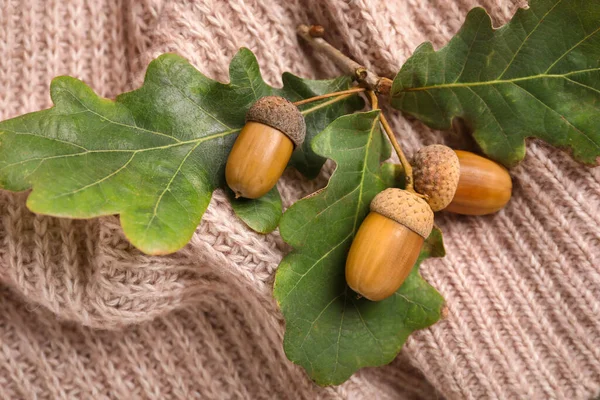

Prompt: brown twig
[
  {"left": 299, "top": 25, "right": 413, "bottom": 191},
  {"left": 297, "top": 24, "right": 392, "bottom": 95},
  {"left": 366, "top": 91, "right": 414, "bottom": 192},
  {"left": 292, "top": 87, "right": 365, "bottom": 106}
]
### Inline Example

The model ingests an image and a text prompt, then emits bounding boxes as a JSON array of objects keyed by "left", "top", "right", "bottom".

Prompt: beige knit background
[{"left": 1, "top": 0, "right": 599, "bottom": 399}]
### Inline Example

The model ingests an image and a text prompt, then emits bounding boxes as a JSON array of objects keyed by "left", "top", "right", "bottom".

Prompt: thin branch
[
  {"left": 293, "top": 87, "right": 365, "bottom": 106},
  {"left": 366, "top": 91, "right": 414, "bottom": 192},
  {"left": 297, "top": 25, "right": 392, "bottom": 95}
]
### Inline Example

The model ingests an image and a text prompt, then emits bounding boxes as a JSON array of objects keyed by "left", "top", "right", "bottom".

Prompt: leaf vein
[
  {"left": 60, "top": 87, "right": 181, "bottom": 143},
  {"left": 511, "top": 82, "right": 600, "bottom": 148},
  {"left": 299, "top": 293, "right": 344, "bottom": 349},
  {"left": 0, "top": 129, "right": 240, "bottom": 172},
  {"left": 453, "top": 12, "right": 486, "bottom": 84},
  {"left": 394, "top": 293, "right": 436, "bottom": 312},
  {"left": 462, "top": 87, "right": 512, "bottom": 150},
  {"left": 143, "top": 141, "right": 203, "bottom": 237},
  {"left": 50, "top": 152, "right": 136, "bottom": 199},
  {"left": 497, "top": 0, "right": 564, "bottom": 79},
  {"left": 158, "top": 56, "right": 232, "bottom": 131},
  {"left": 7, "top": 130, "right": 89, "bottom": 151},
  {"left": 563, "top": 77, "right": 600, "bottom": 95},
  {"left": 279, "top": 233, "right": 353, "bottom": 303},
  {"left": 402, "top": 69, "right": 600, "bottom": 92},
  {"left": 352, "top": 117, "right": 379, "bottom": 233},
  {"left": 544, "top": 25, "right": 600, "bottom": 74},
  {"left": 352, "top": 299, "right": 383, "bottom": 352},
  {"left": 331, "top": 289, "right": 348, "bottom": 380}
]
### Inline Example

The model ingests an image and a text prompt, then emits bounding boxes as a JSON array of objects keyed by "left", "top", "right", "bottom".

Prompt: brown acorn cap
[
  {"left": 370, "top": 188, "right": 434, "bottom": 239},
  {"left": 245, "top": 96, "right": 306, "bottom": 147},
  {"left": 413, "top": 145, "right": 460, "bottom": 212}
]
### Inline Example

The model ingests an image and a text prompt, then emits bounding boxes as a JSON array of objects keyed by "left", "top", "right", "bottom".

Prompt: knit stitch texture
[{"left": 1, "top": 0, "right": 599, "bottom": 399}]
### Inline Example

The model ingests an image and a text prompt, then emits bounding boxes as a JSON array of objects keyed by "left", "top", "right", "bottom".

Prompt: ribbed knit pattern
[{"left": 0, "top": 0, "right": 598, "bottom": 399}]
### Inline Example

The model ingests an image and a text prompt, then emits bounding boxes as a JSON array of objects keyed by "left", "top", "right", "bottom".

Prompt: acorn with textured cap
[
  {"left": 413, "top": 144, "right": 460, "bottom": 211},
  {"left": 413, "top": 145, "right": 512, "bottom": 215},
  {"left": 226, "top": 96, "right": 306, "bottom": 199},
  {"left": 345, "top": 188, "right": 434, "bottom": 301}
]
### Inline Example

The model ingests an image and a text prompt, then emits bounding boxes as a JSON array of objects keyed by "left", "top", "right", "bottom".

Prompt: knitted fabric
[{"left": 1, "top": 0, "right": 599, "bottom": 399}]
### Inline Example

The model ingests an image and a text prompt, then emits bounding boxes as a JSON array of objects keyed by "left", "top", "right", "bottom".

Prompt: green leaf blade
[
  {"left": 274, "top": 112, "right": 444, "bottom": 385},
  {"left": 280, "top": 74, "right": 364, "bottom": 178},
  {"left": 0, "top": 49, "right": 361, "bottom": 253},
  {"left": 391, "top": 0, "right": 600, "bottom": 166},
  {"left": 229, "top": 187, "right": 283, "bottom": 234}
]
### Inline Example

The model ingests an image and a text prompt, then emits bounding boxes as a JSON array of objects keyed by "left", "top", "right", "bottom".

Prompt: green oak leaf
[
  {"left": 0, "top": 49, "right": 361, "bottom": 254},
  {"left": 283, "top": 74, "right": 363, "bottom": 178},
  {"left": 391, "top": 0, "right": 600, "bottom": 167},
  {"left": 228, "top": 187, "right": 282, "bottom": 234},
  {"left": 273, "top": 111, "right": 445, "bottom": 386}
]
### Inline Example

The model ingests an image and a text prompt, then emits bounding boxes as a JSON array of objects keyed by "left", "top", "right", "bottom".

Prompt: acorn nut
[
  {"left": 445, "top": 150, "right": 512, "bottom": 215},
  {"left": 413, "top": 145, "right": 512, "bottom": 215},
  {"left": 226, "top": 96, "right": 306, "bottom": 199},
  {"left": 345, "top": 188, "right": 434, "bottom": 301}
]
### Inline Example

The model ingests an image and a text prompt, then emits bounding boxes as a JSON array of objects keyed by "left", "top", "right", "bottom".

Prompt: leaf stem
[
  {"left": 366, "top": 91, "right": 414, "bottom": 192},
  {"left": 298, "top": 24, "right": 414, "bottom": 191},
  {"left": 380, "top": 113, "right": 414, "bottom": 192},
  {"left": 368, "top": 90, "right": 378, "bottom": 109},
  {"left": 297, "top": 25, "right": 393, "bottom": 95},
  {"left": 293, "top": 87, "right": 365, "bottom": 106}
]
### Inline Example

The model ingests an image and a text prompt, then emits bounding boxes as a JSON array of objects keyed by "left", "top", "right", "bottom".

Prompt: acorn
[
  {"left": 413, "top": 145, "right": 512, "bottom": 215},
  {"left": 413, "top": 144, "right": 460, "bottom": 211},
  {"left": 447, "top": 150, "right": 512, "bottom": 215},
  {"left": 226, "top": 96, "right": 306, "bottom": 199},
  {"left": 345, "top": 188, "right": 434, "bottom": 301}
]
